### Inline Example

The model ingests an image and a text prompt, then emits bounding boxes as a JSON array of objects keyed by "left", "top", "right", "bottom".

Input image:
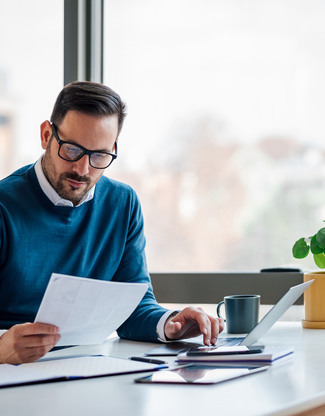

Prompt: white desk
[{"left": 1, "top": 321, "right": 325, "bottom": 416}]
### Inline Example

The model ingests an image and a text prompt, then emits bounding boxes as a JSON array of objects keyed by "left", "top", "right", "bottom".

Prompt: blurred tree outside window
[{"left": 104, "top": 0, "right": 325, "bottom": 272}]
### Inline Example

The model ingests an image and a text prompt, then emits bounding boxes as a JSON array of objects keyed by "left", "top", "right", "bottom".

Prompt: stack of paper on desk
[
  {"left": 0, "top": 356, "right": 165, "bottom": 388},
  {"left": 177, "top": 346, "right": 294, "bottom": 364}
]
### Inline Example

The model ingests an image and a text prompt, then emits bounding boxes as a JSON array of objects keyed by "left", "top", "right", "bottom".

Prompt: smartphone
[
  {"left": 135, "top": 364, "right": 268, "bottom": 385},
  {"left": 186, "top": 345, "right": 264, "bottom": 356}
]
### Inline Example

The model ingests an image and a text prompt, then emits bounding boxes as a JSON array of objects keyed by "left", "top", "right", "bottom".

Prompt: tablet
[{"left": 134, "top": 364, "right": 268, "bottom": 385}]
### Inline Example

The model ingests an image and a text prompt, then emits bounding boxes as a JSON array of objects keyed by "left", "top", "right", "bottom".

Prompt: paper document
[{"left": 35, "top": 273, "right": 148, "bottom": 346}]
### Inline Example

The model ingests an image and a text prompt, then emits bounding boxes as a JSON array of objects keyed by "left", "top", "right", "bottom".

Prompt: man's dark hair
[{"left": 50, "top": 81, "right": 127, "bottom": 136}]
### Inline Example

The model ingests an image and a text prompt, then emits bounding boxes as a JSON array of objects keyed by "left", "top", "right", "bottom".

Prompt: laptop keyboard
[
  {"left": 145, "top": 338, "right": 246, "bottom": 356},
  {"left": 215, "top": 337, "right": 244, "bottom": 346}
]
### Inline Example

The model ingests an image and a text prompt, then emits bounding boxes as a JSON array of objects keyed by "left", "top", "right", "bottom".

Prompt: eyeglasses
[{"left": 51, "top": 124, "right": 118, "bottom": 169}]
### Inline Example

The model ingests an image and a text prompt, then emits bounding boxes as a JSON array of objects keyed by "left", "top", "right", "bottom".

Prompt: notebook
[
  {"left": 177, "top": 345, "right": 294, "bottom": 364},
  {"left": 146, "top": 280, "right": 313, "bottom": 356}
]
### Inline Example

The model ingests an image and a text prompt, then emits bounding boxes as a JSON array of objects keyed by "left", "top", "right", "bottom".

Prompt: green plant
[{"left": 292, "top": 225, "right": 325, "bottom": 268}]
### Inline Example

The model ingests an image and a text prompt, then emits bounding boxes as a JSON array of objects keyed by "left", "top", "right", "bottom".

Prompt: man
[{"left": 0, "top": 81, "right": 223, "bottom": 364}]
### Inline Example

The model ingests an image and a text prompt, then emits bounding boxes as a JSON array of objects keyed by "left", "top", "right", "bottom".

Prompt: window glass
[
  {"left": 104, "top": 0, "right": 325, "bottom": 272},
  {"left": 0, "top": 0, "right": 63, "bottom": 177}
]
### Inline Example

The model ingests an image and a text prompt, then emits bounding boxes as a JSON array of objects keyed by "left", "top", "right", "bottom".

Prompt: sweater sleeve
[
  {"left": 0, "top": 207, "right": 8, "bottom": 268},
  {"left": 112, "top": 189, "right": 168, "bottom": 342}
]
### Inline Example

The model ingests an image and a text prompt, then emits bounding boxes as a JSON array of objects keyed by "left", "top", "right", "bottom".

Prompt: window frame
[
  {"left": 64, "top": 0, "right": 103, "bottom": 84},
  {"left": 150, "top": 272, "right": 304, "bottom": 305}
]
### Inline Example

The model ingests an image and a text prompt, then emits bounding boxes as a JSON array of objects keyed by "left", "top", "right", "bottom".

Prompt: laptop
[
  {"left": 217, "top": 279, "right": 313, "bottom": 347},
  {"left": 145, "top": 280, "right": 314, "bottom": 356}
]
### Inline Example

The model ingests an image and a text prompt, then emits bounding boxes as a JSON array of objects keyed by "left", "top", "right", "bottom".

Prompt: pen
[{"left": 129, "top": 356, "right": 167, "bottom": 365}]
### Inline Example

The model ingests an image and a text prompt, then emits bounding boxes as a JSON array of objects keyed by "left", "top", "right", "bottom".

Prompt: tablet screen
[{"left": 135, "top": 364, "right": 268, "bottom": 385}]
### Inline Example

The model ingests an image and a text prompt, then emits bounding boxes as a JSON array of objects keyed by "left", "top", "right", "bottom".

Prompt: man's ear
[{"left": 40, "top": 120, "right": 52, "bottom": 150}]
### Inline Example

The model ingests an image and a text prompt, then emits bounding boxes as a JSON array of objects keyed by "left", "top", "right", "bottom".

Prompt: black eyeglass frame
[{"left": 51, "top": 123, "right": 118, "bottom": 169}]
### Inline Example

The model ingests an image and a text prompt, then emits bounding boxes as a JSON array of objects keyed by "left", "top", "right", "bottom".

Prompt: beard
[
  {"left": 42, "top": 151, "right": 93, "bottom": 206},
  {"left": 54, "top": 172, "right": 92, "bottom": 204}
]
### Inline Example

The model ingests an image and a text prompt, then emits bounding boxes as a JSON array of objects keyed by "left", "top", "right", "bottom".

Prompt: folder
[{"left": 0, "top": 355, "right": 166, "bottom": 388}]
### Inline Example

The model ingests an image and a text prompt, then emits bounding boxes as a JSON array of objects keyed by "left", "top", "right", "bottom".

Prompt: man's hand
[
  {"left": 164, "top": 307, "right": 224, "bottom": 346},
  {"left": 0, "top": 322, "right": 61, "bottom": 364}
]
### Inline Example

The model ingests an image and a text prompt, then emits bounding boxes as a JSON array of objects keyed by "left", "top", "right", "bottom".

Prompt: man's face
[{"left": 40, "top": 110, "right": 119, "bottom": 206}]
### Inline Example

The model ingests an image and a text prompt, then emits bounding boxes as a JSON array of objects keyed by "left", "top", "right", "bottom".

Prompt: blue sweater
[{"left": 0, "top": 164, "right": 168, "bottom": 342}]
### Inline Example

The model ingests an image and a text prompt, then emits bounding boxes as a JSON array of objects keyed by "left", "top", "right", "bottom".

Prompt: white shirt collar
[{"left": 34, "top": 156, "right": 95, "bottom": 207}]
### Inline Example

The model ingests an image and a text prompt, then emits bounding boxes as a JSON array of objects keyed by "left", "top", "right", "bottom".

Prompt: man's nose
[{"left": 72, "top": 154, "right": 90, "bottom": 176}]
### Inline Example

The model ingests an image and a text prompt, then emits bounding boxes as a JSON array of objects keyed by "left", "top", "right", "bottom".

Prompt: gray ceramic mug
[{"left": 217, "top": 294, "right": 260, "bottom": 334}]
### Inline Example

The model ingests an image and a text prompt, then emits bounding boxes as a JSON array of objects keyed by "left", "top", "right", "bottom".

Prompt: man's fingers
[
  {"left": 23, "top": 342, "right": 60, "bottom": 361},
  {"left": 165, "top": 307, "right": 224, "bottom": 344},
  {"left": 180, "top": 308, "right": 212, "bottom": 344},
  {"left": 21, "top": 333, "right": 61, "bottom": 349},
  {"left": 166, "top": 308, "right": 211, "bottom": 341},
  {"left": 14, "top": 322, "right": 60, "bottom": 337},
  {"left": 167, "top": 320, "right": 182, "bottom": 335},
  {"left": 210, "top": 317, "right": 224, "bottom": 345},
  {"left": 0, "top": 323, "right": 61, "bottom": 364}
]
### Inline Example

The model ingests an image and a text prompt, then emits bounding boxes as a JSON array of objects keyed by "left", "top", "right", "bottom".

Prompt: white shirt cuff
[{"left": 156, "top": 310, "right": 179, "bottom": 342}]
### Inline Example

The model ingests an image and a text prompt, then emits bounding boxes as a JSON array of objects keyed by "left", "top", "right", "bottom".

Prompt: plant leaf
[
  {"left": 313, "top": 252, "right": 325, "bottom": 268},
  {"left": 292, "top": 238, "right": 310, "bottom": 259},
  {"left": 316, "top": 228, "right": 325, "bottom": 248},
  {"left": 311, "top": 234, "right": 324, "bottom": 254}
]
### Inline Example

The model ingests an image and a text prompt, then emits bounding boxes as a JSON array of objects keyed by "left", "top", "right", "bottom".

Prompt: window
[
  {"left": 0, "top": 0, "right": 63, "bottom": 176},
  {"left": 104, "top": 0, "right": 325, "bottom": 272}
]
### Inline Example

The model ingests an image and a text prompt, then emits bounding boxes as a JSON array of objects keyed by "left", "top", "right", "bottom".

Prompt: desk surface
[{"left": 2, "top": 321, "right": 325, "bottom": 416}]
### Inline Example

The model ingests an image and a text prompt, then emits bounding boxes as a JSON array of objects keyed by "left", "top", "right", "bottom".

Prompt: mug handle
[{"left": 216, "top": 301, "right": 226, "bottom": 322}]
